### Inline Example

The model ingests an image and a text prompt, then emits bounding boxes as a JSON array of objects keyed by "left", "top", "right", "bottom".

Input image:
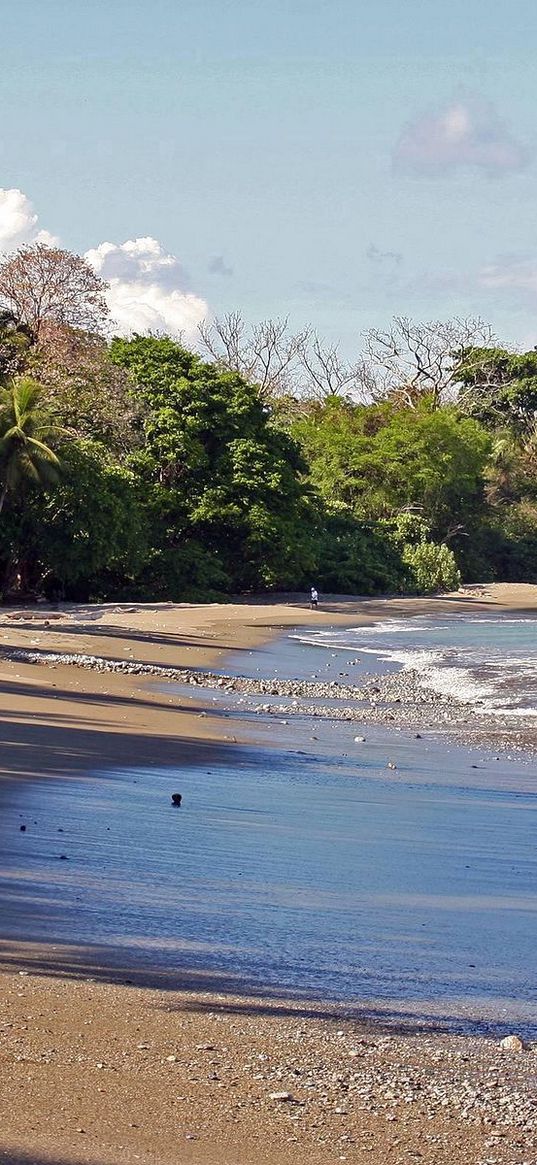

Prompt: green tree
[
  {"left": 30, "top": 438, "right": 144, "bottom": 596},
  {"left": 12, "top": 440, "right": 147, "bottom": 599},
  {"left": 110, "top": 336, "right": 313, "bottom": 595},
  {"left": 293, "top": 397, "right": 490, "bottom": 539},
  {"left": 456, "top": 347, "right": 537, "bottom": 437},
  {"left": 0, "top": 377, "right": 60, "bottom": 514},
  {"left": 0, "top": 311, "right": 32, "bottom": 382}
]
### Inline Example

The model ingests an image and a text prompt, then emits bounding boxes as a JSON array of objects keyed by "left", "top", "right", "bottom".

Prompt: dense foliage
[{"left": 0, "top": 243, "right": 535, "bottom": 600}]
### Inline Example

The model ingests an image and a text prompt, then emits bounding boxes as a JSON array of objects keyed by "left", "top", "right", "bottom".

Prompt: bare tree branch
[
  {"left": 364, "top": 316, "right": 496, "bottom": 408},
  {"left": 199, "top": 313, "right": 374, "bottom": 404},
  {"left": 295, "top": 333, "right": 370, "bottom": 402},
  {"left": 198, "top": 312, "right": 306, "bottom": 399}
]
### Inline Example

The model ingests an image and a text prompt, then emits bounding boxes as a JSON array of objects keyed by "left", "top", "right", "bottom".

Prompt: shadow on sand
[{"left": 0, "top": 934, "right": 531, "bottom": 1039}]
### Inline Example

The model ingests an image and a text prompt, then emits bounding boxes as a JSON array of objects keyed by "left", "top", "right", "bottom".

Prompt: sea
[
  {"left": 0, "top": 609, "right": 536, "bottom": 1037},
  {"left": 292, "top": 610, "right": 537, "bottom": 719}
]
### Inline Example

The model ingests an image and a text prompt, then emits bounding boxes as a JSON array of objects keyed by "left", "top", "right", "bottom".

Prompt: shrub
[{"left": 402, "top": 541, "right": 461, "bottom": 594}]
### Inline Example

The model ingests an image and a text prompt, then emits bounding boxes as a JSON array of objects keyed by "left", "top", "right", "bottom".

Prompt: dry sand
[{"left": 0, "top": 584, "right": 536, "bottom": 1165}]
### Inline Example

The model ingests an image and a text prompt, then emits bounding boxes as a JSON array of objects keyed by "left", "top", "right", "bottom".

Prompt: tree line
[{"left": 0, "top": 241, "right": 535, "bottom": 601}]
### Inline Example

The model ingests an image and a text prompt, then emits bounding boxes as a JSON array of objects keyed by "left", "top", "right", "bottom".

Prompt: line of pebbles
[{"left": 3, "top": 645, "right": 535, "bottom": 755}]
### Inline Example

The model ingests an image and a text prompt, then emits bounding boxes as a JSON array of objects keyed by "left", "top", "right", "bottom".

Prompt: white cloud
[
  {"left": 0, "top": 187, "right": 57, "bottom": 249},
  {"left": 393, "top": 94, "right": 529, "bottom": 178},
  {"left": 86, "top": 237, "right": 208, "bottom": 341}
]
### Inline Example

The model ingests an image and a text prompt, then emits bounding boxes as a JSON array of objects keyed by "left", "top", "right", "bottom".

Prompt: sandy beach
[{"left": 0, "top": 584, "right": 536, "bottom": 1165}]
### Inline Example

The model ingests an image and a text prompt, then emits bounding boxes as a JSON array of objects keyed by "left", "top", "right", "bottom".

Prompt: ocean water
[
  {"left": 294, "top": 611, "right": 537, "bottom": 717},
  {"left": 1, "top": 623, "right": 536, "bottom": 1037}
]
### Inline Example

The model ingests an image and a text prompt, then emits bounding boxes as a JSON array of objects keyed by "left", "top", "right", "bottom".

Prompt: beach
[{"left": 0, "top": 584, "right": 536, "bottom": 1165}]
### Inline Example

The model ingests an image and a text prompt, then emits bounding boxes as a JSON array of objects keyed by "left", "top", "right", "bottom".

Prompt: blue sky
[{"left": 1, "top": 0, "right": 537, "bottom": 353}]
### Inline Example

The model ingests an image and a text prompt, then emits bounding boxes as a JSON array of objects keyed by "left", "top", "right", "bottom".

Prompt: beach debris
[
  {"left": 171, "top": 793, "right": 182, "bottom": 807},
  {"left": 500, "top": 1034, "right": 524, "bottom": 1052},
  {"left": 269, "top": 1091, "right": 294, "bottom": 1102}
]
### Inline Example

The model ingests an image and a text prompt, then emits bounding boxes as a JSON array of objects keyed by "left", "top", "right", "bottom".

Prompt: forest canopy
[{"left": 0, "top": 242, "right": 535, "bottom": 601}]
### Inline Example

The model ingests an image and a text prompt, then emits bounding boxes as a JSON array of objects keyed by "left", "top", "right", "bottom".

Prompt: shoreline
[
  {"left": 0, "top": 585, "right": 536, "bottom": 1165},
  {"left": 2, "top": 596, "right": 536, "bottom": 758}
]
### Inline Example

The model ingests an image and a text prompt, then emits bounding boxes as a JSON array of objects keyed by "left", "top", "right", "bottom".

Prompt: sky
[{"left": 1, "top": 0, "right": 537, "bottom": 355}]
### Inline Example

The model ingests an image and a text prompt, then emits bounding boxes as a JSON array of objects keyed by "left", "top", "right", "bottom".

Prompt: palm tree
[{"left": 0, "top": 377, "right": 61, "bottom": 513}]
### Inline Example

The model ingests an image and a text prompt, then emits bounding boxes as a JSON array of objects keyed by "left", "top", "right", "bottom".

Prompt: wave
[{"left": 292, "top": 612, "right": 537, "bottom": 717}]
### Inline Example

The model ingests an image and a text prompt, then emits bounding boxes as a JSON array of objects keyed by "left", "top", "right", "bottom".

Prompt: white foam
[{"left": 292, "top": 614, "right": 537, "bottom": 718}]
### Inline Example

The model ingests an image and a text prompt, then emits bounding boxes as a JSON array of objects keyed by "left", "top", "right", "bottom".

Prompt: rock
[
  {"left": 500, "top": 1034, "right": 524, "bottom": 1051},
  {"left": 269, "top": 1091, "right": 294, "bottom": 1101},
  {"left": 171, "top": 793, "right": 182, "bottom": 807},
  {"left": 354, "top": 736, "right": 366, "bottom": 743},
  {"left": 19, "top": 825, "right": 26, "bottom": 832}
]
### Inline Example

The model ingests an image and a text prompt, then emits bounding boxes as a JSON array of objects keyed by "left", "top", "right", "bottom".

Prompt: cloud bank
[
  {"left": 86, "top": 237, "right": 207, "bottom": 341},
  {"left": 0, "top": 187, "right": 208, "bottom": 341},
  {"left": 393, "top": 94, "right": 529, "bottom": 178}
]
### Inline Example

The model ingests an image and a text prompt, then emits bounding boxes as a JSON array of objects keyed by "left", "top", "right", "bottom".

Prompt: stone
[
  {"left": 269, "top": 1091, "right": 294, "bottom": 1101},
  {"left": 500, "top": 1034, "right": 524, "bottom": 1052},
  {"left": 354, "top": 736, "right": 366, "bottom": 743}
]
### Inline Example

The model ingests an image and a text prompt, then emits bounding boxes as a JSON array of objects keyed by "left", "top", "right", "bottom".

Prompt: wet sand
[{"left": 0, "top": 585, "right": 536, "bottom": 1165}]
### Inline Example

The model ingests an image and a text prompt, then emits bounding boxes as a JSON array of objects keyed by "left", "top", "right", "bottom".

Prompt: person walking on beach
[{"left": 310, "top": 586, "right": 319, "bottom": 609}]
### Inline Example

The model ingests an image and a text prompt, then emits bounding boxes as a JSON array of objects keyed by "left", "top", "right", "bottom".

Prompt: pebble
[{"left": 500, "top": 1034, "right": 524, "bottom": 1052}]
